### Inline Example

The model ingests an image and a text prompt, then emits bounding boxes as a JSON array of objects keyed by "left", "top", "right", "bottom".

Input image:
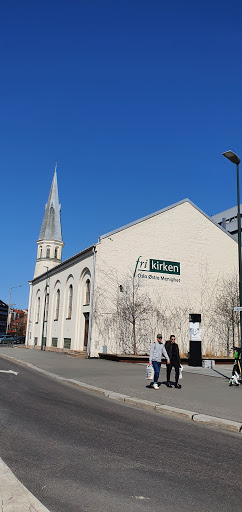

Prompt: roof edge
[{"left": 98, "top": 198, "right": 237, "bottom": 243}]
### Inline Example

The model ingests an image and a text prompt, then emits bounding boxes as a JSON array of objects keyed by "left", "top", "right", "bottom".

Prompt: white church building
[{"left": 26, "top": 170, "right": 239, "bottom": 358}]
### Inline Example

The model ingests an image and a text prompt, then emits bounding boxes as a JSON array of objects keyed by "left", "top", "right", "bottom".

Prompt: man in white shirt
[{"left": 149, "top": 334, "right": 170, "bottom": 389}]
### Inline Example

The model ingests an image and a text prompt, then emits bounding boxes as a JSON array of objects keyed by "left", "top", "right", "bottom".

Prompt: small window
[
  {"left": 52, "top": 337, "right": 58, "bottom": 347},
  {"left": 85, "top": 279, "right": 91, "bottom": 305},
  {"left": 46, "top": 246, "right": 50, "bottom": 258},
  {"left": 55, "top": 247, "right": 58, "bottom": 259},
  {"left": 55, "top": 290, "right": 60, "bottom": 320},
  {"left": 67, "top": 285, "right": 73, "bottom": 319},
  {"left": 64, "top": 338, "right": 71, "bottom": 349},
  {"left": 39, "top": 246, "right": 42, "bottom": 258}
]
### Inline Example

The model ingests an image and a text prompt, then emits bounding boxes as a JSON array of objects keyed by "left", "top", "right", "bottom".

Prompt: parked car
[
  {"left": 0, "top": 335, "right": 15, "bottom": 344},
  {"left": 15, "top": 336, "right": 25, "bottom": 344}
]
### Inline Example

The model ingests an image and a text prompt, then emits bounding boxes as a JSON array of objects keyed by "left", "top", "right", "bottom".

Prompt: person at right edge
[{"left": 165, "top": 335, "right": 181, "bottom": 389}]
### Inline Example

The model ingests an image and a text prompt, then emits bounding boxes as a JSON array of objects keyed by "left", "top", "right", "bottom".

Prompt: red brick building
[{"left": 8, "top": 309, "right": 28, "bottom": 336}]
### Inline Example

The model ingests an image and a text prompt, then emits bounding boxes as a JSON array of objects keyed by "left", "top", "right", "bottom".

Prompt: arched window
[
  {"left": 55, "top": 247, "right": 58, "bottom": 259},
  {"left": 67, "top": 285, "right": 73, "bottom": 319},
  {"left": 39, "top": 246, "right": 42, "bottom": 258},
  {"left": 44, "top": 293, "right": 49, "bottom": 321},
  {"left": 55, "top": 289, "right": 60, "bottom": 320},
  {"left": 46, "top": 246, "right": 50, "bottom": 258},
  {"left": 36, "top": 297, "right": 40, "bottom": 323},
  {"left": 85, "top": 279, "right": 91, "bottom": 305}
]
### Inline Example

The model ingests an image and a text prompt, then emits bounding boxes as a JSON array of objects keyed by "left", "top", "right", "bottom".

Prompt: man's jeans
[{"left": 152, "top": 361, "right": 161, "bottom": 383}]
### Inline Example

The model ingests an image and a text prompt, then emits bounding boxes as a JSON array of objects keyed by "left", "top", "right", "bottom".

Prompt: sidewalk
[
  {"left": 0, "top": 346, "right": 241, "bottom": 430},
  {"left": 0, "top": 456, "right": 51, "bottom": 512}
]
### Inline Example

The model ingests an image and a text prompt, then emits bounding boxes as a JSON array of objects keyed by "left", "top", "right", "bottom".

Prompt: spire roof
[{"left": 38, "top": 166, "right": 63, "bottom": 242}]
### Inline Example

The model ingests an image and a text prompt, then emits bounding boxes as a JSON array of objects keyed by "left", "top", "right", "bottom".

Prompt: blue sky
[{"left": 1, "top": 0, "right": 242, "bottom": 309}]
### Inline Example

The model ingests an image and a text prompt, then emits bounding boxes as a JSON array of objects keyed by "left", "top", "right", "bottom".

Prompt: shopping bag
[
  {"left": 145, "top": 364, "right": 154, "bottom": 380},
  {"left": 179, "top": 365, "right": 183, "bottom": 380}
]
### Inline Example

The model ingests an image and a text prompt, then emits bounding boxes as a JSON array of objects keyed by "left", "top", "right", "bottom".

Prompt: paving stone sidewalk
[{"left": 0, "top": 346, "right": 241, "bottom": 423}]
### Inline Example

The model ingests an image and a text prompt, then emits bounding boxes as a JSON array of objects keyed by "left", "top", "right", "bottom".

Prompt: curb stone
[
  {"left": 0, "top": 457, "right": 51, "bottom": 512},
  {"left": 68, "top": 379, "right": 108, "bottom": 395},
  {"left": 124, "top": 397, "right": 160, "bottom": 410},
  {"left": 192, "top": 414, "right": 242, "bottom": 432},
  {"left": 155, "top": 405, "right": 198, "bottom": 420},
  {"left": 105, "top": 392, "right": 130, "bottom": 401},
  {"left": 0, "top": 352, "right": 241, "bottom": 434}
]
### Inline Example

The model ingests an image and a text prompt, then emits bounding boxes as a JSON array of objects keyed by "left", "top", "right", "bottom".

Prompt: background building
[
  {"left": 8, "top": 308, "right": 28, "bottom": 336},
  {"left": 211, "top": 205, "right": 242, "bottom": 241},
  {"left": 0, "top": 300, "right": 8, "bottom": 335}
]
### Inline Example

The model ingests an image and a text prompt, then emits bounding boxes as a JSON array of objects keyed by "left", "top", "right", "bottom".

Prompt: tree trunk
[{"left": 133, "top": 318, "right": 136, "bottom": 355}]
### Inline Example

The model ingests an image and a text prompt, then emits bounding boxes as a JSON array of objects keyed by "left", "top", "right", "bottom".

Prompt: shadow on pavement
[{"left": 212, "top": 368, "right": 231, "bottom": 380}]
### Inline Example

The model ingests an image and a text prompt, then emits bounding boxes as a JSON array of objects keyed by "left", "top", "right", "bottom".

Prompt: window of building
[
  {"left": 44, "top": 293, "right": 49, "bottom": 321},
  {"left": 36, "top": 297, "right": 40, "bottom": 323},
  {"left": 46, "top": 246, "right": 50, "bottom": 258},
  {"left": 55, "top": 289, "right": 60, "bottom": 320},
  {"left": 39, "top": 246, "right": 42, "bottom": 258},
  {"left": 85, "top": 279, "right": 91, "bottom": 305},
  {"left": 52, "top": 337, "right": 58, "bottom": 347},
  {"left": 55, "top": 247, "right": 58, "bottom": 259},
  {"left": 64, "top": 338, "right": 71, "bottom": 349},
  {"left": 67, "top": 285, "right": 73, "bottom": 319}
]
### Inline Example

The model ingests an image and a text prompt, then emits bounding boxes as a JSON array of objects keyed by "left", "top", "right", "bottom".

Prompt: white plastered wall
[
  {"left": 91, "top": 201, "right": 238, "bottom": 357},
  {"left": 34, "top": 239, "right": 65, "bottom": 278},
  {"left": 27, "top": 251, "right": 94, "bottom": 351}
]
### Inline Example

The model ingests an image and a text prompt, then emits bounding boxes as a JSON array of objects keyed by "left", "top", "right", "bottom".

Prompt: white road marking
[
  {"left": 0, "top": 370, "right": 18, "bottom": 375},
  {"left": 132, "top": 496, "right": 150, "bottom": 500}
]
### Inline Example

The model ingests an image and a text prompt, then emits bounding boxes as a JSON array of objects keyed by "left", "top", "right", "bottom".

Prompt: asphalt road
[{"left": 0, "top": 358, "right": 241, "bottom": 512}]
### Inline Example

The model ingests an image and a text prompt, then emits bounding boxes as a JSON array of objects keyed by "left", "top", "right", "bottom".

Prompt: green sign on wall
[
  {"left": 134, "top": 256, "right": 181, "bottom": 276},
  {"left": 149, "top": 259, "right": 180, "bottom": 275}
]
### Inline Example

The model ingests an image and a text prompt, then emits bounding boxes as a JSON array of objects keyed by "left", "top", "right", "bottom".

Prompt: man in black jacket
[{"left": 165, "top": 335, "right": 181, "bottom": 389}]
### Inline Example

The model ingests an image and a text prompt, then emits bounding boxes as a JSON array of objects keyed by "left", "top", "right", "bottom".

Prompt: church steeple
[
  {"left": 34, "top": 165, "right": 64, "bottom": 278},
  {"left": 38, "top": 164, "right": 63, "bottom": 242}
]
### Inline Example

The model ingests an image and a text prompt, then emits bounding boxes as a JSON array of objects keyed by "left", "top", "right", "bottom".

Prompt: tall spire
[
  {"left": 34, "top": 165, "right": 64, "bottom": 278},
  {"left": 38, "top": 164, "right": 62, "bottom": 242}
]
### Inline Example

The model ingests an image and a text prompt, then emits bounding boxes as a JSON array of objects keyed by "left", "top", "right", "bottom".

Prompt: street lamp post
[
  {"left": 41, "top": 267, "right": 49, "bottom": 351},
  {"left": 222, "top": 150, "right": 242, "bottom": 364},
  {"left": 6, "top": 285, "right": 22, "bottom": 334}
]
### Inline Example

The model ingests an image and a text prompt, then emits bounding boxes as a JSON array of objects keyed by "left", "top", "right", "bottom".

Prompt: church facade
[{"left": 26, "top": 171, "right": 239, "bottom": 357}]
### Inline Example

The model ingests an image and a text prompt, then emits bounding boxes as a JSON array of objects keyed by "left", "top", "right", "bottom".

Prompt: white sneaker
[{"left": 153, "top": 383, "right": 159, "bottom": 390}]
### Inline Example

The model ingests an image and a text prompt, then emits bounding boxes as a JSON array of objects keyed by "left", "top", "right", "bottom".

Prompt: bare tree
[
  {"left": 116, "top": 272, "right": 154, "bottom": 355},
  {"left": 212, "top": 273, "right": 240, "bottom": 355},
  {"left": 92, "top": 268, "right": 156, "bottom": 355}
]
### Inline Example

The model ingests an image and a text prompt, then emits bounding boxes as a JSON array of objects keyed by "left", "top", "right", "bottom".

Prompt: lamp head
[{"left": 222, "top": 150, "right": 240, "bottom": 165}]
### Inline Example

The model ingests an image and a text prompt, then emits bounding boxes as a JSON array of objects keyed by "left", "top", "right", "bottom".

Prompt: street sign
[{"left": 233, "top": 307, "right": 242, "bottom": 312}]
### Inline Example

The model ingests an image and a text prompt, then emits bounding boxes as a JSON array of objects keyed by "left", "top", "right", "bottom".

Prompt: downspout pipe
[{"left": 87, "top": 246, "right": 96, "bottom": 358}]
